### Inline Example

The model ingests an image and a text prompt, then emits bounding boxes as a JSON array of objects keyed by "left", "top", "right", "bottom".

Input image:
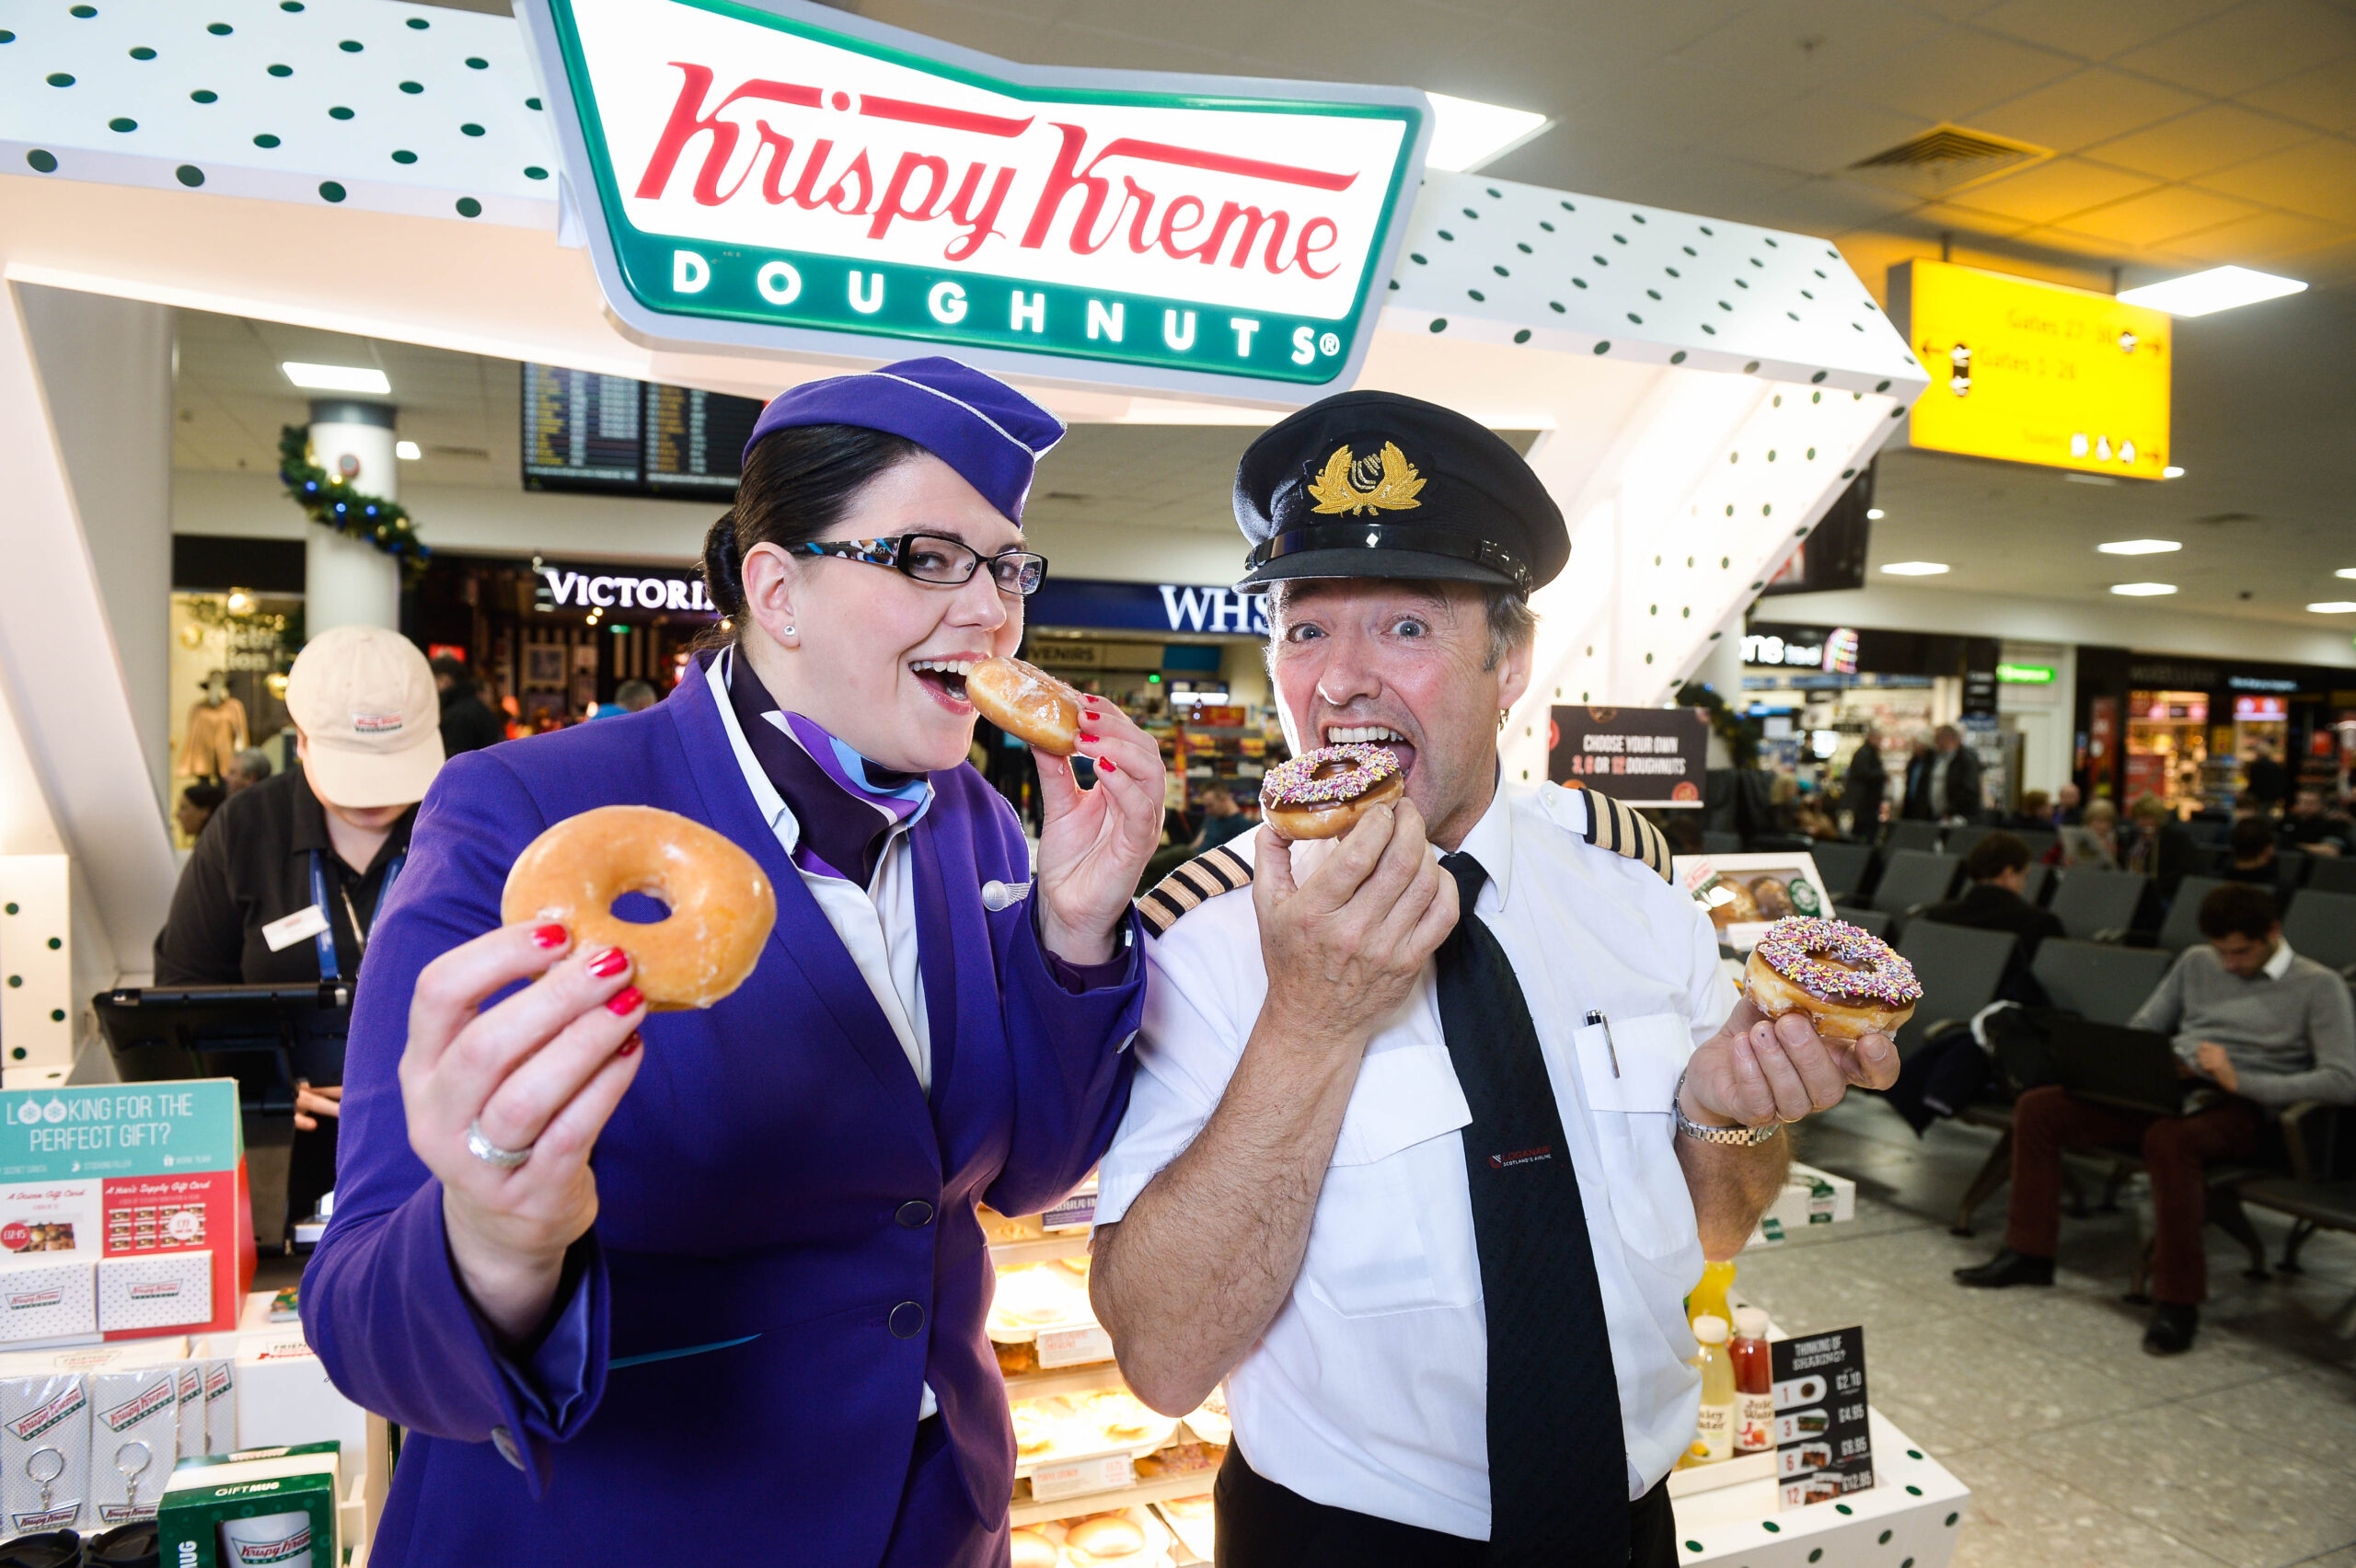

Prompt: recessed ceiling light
[
  {"left": 1424, "top": 91, "right": 1553, "bottom": 173},
  {"left": 394, "top": 439, "right": 422, "bottom": 460},
  {"left": 2096, "top": 539, "right": 2180, "bottom": 556},
  {"left": 2337, "top": 568, "right": 2356, "bottom": 580},
  {"left": 283, "top": 362, "right": 390, "bottom": 395},
  {"left": 2116, "top": 265, "right": 2307, "bottom": 317},
  {"left": 1865, "top": 508, "right": 1886, "bottom": 520},
  {"left": 2162, "top": 466, "right": 2185, "bottom": 478},
  {"left": 2109, "top": 582, "right": 2177, "bottom": 596},
  {"left": 2307, "top": 602, "right": 2356, "bottom": 615},
  {"left": 1880, "top": 561, "right": 1949, "bottom": 576}
]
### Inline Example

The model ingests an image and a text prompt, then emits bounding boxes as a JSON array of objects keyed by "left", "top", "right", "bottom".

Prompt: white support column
[
  {"left": 0, "top": 282, "right": 179, "bottom": 993},
  {"left": 304, "top": 400, "right": 403, "bottom": 633}
]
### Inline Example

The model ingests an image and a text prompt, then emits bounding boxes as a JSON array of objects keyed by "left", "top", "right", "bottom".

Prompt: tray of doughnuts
[
  {"left": 1010, "top": 1505, "right": 1174, "bottom": 1568},
  {"left": 1150, "top": 1494, "right": 1214, "bottom": 1563},
  {"left": 1011, "top": 1391, "right": 1183, "bottom": 1478},
  {"left": 988, "top": 1259, "right": 1095, "bottom": 1343}
]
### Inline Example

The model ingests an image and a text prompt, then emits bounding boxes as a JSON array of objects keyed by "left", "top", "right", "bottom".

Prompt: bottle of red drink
[{"left": 1731, "top": 1306, "right": 1774, "bottom": 1454}]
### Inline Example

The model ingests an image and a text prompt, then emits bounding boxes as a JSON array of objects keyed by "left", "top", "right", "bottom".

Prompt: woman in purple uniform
[{"left": 303, "top": 358, "right": 1164, "bottom": 1567}]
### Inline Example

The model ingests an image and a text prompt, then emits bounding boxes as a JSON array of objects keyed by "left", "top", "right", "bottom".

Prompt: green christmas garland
[{"left": 277, "top": 426, "right": 430, "bottom": 580}]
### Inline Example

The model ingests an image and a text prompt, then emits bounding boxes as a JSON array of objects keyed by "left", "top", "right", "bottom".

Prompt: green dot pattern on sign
[
  {"left": 329, "top": 105, "right": 353, "bottom": 119},
  {"left": 318, "top": 180, "right": 345, "bottom": 202},
  {"left": 525, "top": 96, "right": 541, "bottom": 110},
  {"left": 399, "top": 80, "right": 422, "bottom": 93},
  {"left": 1945, "top": 1513, "right": 1958, "bottom": 1528},
  {"left": 1761, "top": 1520, "right": 1779, "bottom": 1533},
  {"left": 1810, "top": 1552, "right": 1822, "bottom": 1563},
  {"left": 6, "top": 976, "right": 18, "bottom": 988},
  {"left": 1834, "top": 1504, "right": 1853, "bottom": 1516},
  {"left": 9, "top": 1050, "right": 20, "bottom": 1062},
  {"left": 1513, "top": 329, "right": 1530, "bottom": 343},
  {"left": 1878, "top": 1530, "right": 1892, "bottom": 1545},
  {"left": 392, "top": 149, "right": 415, "bottom": 164},
  {"left": 71, "top": 4, "right": 98, "bottom": 15},
  {"left": 190, "top": 88, "right": 215, "bottom": 102},
  {"left": 465, "top": 55, "right": 488, "bottom": 68},
  {"left": 47, "top": 71, "right": 75, "bottom": 86},
  {"left": 461, "top": 122, "right": 484, "bottom": 136},
  {"left": 1905, "top": 1484, "right": 1923, "bottom": 1496},
  {"left": 525, "top": 165, "right": 547, "bottom": 179},
  {"left": 1428, "top": 319, "right": 1446, "bottom": 333},
  {"left": 110, "top": 116, "right": 136, "bottom": 132},
  {"left": 254, "top": 133, "right": 279, "bottom": 147},
  {"left": 129, "top": 45, "right": 155, "bottom": 59},
  {"left": 1907, "top": 1449, "right": 1923, "bottom": 1460},
  {"left": 406, "top": 14, "right": 427, "bottom": 25},
  {"left": 1684, "top": 1542, "right": 1703, "bottom": 1554},
  {"left": 49, "top": 1010, "right": 64, "bottom": 1023},
  {"left": 456, "top": 196, "right": 481, "bottom": 217},
  {"left": 2, "top": 903, "right": 14, "bottom": 916},
  {"left": 208, "top": 21, "right": 232, "bottom": 34},
  {"left": 339, "top": 39, "right": 362, "bottom": 52},
  {"left": 45, "top": 938, "right": 59, "bottom": 951},
  {"left": 176, "top": 164, "right": 203, "bottom": 186}
]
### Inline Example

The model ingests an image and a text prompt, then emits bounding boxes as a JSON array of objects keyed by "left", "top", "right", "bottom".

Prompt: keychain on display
[
  {"left": 113, "top": 1442, "right": 151, "bottom": 1520},
  {"left": 23, "top": 1447, "right": 63, "bottom": 1517}
]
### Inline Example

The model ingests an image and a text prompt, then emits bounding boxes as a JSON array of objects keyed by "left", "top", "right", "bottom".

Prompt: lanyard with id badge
[{"left": 259, "top": 850, "right": 406, "bottom": 981}]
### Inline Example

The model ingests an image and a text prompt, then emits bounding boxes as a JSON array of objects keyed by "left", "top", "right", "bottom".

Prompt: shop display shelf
[
  {"left": 1004, "top": 1361, "right": 1129, "bottom": 1401},
  {"left": 1670, "top": 1411, "right": 1967, "bottom": 1566},
  {"left": 1011, "top": 1467, "right": 1223, "bottom": 1529},
  {"left": 988, "top": 1230, "right": 1093, "bottom": 1268}
]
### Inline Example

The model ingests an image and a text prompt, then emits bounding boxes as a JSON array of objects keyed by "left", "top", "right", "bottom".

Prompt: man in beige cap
[{"left": 156, "top": 625, "right": 445, "bottom": 1228}]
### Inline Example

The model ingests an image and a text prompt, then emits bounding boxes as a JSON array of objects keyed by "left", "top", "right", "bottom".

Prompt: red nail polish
[
  {"left": 606, "top": 986, "right": 644, "bottom": 1016},
  {"left": 587, "top": 947, "right": 629, "bottom": 978},
  {"left": 618, "top": 1032, "right": 642, "bottom": 1057},
  {"left": 531, "top": 923, "right": 568, "bottom": 949},
  {"left": 1097, "top": 757, "right": 1118, "bottom": 774},
  {"left": 1079, "top": 732, "right": 1101, "bottom": 744}
]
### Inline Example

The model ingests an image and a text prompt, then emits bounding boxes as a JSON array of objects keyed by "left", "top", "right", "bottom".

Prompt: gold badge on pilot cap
[{"left": 1307, "top": 441, "right": 1426, "bottom": 515}]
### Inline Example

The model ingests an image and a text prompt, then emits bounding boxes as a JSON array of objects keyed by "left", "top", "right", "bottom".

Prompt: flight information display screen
[{"left": 522, "top": 363, "right": 763, "bottom": 498}]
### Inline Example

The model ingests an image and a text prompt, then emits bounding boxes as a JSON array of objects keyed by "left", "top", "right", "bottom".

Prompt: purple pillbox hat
[{"left": 741, "top": 356, "right": 1066, "bottom": 524}]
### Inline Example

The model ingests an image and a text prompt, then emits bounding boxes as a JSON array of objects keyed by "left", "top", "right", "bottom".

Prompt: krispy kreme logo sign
[
  {"left": 6, "top": 1288, "right": 63, "bottom": 1310},
  {"left": 523, "top": 0, "right": 1425, "bottom": 401},
  {"left": 6, "top": 1383, "right": 85, "bottom": 1442},
  {"left": 98, "top": 1379, "right": 175, "bottom": 1433}
]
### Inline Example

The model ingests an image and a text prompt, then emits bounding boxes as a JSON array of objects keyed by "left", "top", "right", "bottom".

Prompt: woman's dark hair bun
[{"left": 702, "top": 511, "right": 746, "bottom": 619}]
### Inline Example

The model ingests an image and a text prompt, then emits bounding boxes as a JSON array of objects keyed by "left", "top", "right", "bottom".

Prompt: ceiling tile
[
  {"left": 2193, "top": 135, "right": 2356, "bottom": 219},
  {"left": 2163, "top": 205, "right": 2351, "bottom": 262},
  {"left": 2010, "top": 222, "right": 2154, "bottom": 259},
  {"left": 1421, "top": 20, "right": 1647, "bottom": 118},
  {"left": 1969, "top": 0, "right": 2240, "bottom": 63},
  {"left": 2108, "top": 0, "right": 2356, "bottom": 96},
  {"left": 1669, "top": 0, "right": 1950, "bottom": 84},
  {"left": 1551, "top": 60, "right": 1803, "bottom": 151},
  {"left": 2055, "top": 183, "right": 2269, "bottom": 246},
  {"left": 1840, "top": 29, "right": 2084, "bottom": 121},
  {"left": 1946, "top": 156, "right": 2163, "bottom": 222},
  {"left": 1767, "top": 179, "right": 1936, "bottom": 236},
  {"left": 1713, "top": 92, "right": 1939, "bottom": 177},
  {"left": 1968, "top": 68, "right": 2207, "bottom": 155},
  {"left": 1242, "top": 5, "right": 1497, "bottom": 85},
  {"left": 2082, "top": 103, "right": 2321, "bottom": 178},
  {"left": 2239, "top": 56, "right": 2356, "bottom": 133},
  {"left": 1607, "top": 153, "right": 1812, "bottom": 221},
  {"left": 1500, "top": 0, "right": 1745, "bottom": 57},
  {"left": 1907, "top": 199, "right": 2042, "bottom": 237}
]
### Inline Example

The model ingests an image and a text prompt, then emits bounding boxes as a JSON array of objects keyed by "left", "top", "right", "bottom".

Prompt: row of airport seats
[
  {"left": 1860, "top": 912, "right": 2356, "bottom": 1309},
  {"left": 1870, "top": 816, "right": 2356, "bottom": 895}
]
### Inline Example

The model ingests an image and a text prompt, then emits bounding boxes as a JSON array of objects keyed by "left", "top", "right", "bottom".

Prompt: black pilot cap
[{"left": 1232, "top": 389, "right": 1567, "bottom": 597}]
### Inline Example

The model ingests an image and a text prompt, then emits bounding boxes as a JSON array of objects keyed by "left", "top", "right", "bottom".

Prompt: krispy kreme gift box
[{"left": 160, "top": 1440, "right": 341, "bottom": 1568}]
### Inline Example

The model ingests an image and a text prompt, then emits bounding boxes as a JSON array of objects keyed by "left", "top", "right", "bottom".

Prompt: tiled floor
[{"left": 1730, "top": 1094, "right": 2356, "bottom": 1568}]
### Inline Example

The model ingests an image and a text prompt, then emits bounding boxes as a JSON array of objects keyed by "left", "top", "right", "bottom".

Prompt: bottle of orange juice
[{"left": 1686, "top": 1259, "right": 1736, "bottom": 1333}]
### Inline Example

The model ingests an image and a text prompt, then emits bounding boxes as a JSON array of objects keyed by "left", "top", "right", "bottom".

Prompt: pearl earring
[{"left": 780, "top": 625, "right": 795, "bottom": 636}]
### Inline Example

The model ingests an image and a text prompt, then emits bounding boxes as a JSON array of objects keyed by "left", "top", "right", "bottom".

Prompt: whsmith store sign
[{"left": 520, "top": 0, "right": 1428, "bottom": 402}]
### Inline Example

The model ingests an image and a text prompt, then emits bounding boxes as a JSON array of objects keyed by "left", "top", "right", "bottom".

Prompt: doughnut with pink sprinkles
[
  {"left": 1752, "top": 917, "right": 1923, "bottom": 1007},
  {"left": 1260, "top": 744, "right": 1403, "bottom": 808}
]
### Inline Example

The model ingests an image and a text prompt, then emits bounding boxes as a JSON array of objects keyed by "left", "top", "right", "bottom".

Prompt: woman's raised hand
[
  {"left": 399, "top": 921, "right": 647, "bottom": 1343},
  {"left": 1033, "top": 698, "right": 1167, "bottom": 967}
]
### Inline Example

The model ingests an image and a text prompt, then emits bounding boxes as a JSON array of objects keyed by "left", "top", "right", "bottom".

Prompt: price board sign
[{"left": 1771, "top": 1325, "right": 1872, "bottom": 1506}]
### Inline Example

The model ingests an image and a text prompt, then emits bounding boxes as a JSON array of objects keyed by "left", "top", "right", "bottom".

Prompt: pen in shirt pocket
[{"left": 1586, "top": 1009, "right": 1621, "bottom": 1077}]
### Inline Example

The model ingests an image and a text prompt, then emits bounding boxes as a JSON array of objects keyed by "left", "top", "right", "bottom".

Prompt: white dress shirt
[
  {"left": 1095, "top": 781, "right": 1738, "bottom": 1537},
  {"left": 710, "top": 651, "right": 940, "bottom": 1418}
]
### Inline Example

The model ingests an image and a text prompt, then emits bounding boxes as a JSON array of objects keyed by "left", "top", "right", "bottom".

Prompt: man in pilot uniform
[{"left": 1089, "top": 391, "right": 1900, "bottom": 1567}]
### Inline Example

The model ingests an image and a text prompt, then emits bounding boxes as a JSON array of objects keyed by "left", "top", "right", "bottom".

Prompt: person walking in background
[
  {"left": 225, "top": 747, "right": 273, "bottom": 796},
  {"left": 2242, "top": 745, "right": 2291, "bottom": 816},
  {"left": 1903, "top": 724, "right": 1984, "bottom": 823},
  {"left": 1838, "top": 736, "right": 1887, "bottom": 837},
  {"left": 175, "top": 778, "right": 226, "bottom": 842},
  {"left": 432, "top": 655, "right": 506, "bottom": 757},
  {"left": 1956, "top": 883, "right": 2356, "bottom": 1354}
]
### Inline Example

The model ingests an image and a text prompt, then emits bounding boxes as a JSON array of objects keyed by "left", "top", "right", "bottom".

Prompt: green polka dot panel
[{"left": 175, "top": 164, "right": 203, "bottom": 186}]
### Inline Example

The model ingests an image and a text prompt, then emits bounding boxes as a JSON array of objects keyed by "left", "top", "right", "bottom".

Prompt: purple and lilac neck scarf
[{"left": 725, "top": 651, "right": 933, "bottom": 887}]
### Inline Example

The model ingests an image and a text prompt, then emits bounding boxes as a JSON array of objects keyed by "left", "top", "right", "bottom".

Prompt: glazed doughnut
[
  {"left": 966, "top": 656, "right": 1081, "bottom": 755},
  {"left": 1258, "top": 744, "right": 1406, "bottom": 840},
  {"left": 1741, "top": 916, "right": 1921, "bottom": 1041},
  {"left": 1065, "top": 1516, "right": 1147, "bottom": 1559},
  {"left": 501, "top": 804, "right": 776, "bottom": 1011},
  {"left": 1010, "top": 1529, "right": 1058, "bottom": 1568}
]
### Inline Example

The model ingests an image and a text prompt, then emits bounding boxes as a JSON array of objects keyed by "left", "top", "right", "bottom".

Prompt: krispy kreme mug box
[
  {"left": 159, "top": 1440, "right": 341, "bottom": 1568},
  {"left": 0, "top": 1083, "right": 251, "bottom": 1344}
]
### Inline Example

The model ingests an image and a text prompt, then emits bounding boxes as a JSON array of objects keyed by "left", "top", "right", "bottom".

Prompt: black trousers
[{"left": 1213, "top": 1443, "right": 1676, "bottom": 1568}]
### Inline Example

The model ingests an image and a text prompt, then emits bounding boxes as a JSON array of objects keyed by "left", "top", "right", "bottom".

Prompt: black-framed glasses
[{"left": 791, "top": 533, "right": 1049, "bottom": 597}]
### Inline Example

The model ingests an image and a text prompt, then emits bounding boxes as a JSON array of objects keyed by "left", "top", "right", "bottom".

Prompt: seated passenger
[
  {"left": 1954, "top": 883, "right": 2356, "bottom": 1355},
  {"left": 2222, "top": 815, "right": 2283, "bottom": 887}
]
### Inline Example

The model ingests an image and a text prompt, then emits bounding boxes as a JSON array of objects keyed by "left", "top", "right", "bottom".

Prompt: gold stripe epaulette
[
  {"left": 1577, "top": 786, "right": 1673, "bottom": 883},
  {"left": 1136, "top": 844, "right": 1253, "bottom": 938}
]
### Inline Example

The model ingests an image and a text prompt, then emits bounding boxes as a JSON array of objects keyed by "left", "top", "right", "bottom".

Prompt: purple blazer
[{"left": 302, "top": 653, "right": 1141, "bottom": 1566}]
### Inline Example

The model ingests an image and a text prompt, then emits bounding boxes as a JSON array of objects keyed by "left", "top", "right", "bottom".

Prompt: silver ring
[{"left": 466, "top": 1118, "right": 533, "bottom": 1170}]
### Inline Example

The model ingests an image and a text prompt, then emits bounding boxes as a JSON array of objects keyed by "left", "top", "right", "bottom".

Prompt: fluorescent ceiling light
[
  {"left": 2338, "top": 568, "right": 2356, "bottom": 580},
  {"left": 283, "top": 362, "right": 389, "bottom": 395},
  {"left": 394, "top": 439, "right": 422, "bottom": 460},
  {"left": 2116, "top": 265, "right": 2307, "bottom": 317},
  {"left": 2308, "top": 602, "right": 2356, "bottom": 615},
  {"left": 2096, "top": 538, "right": 2180, "bottom": 556},
  {"left": 1879, "top": 561, "right": 1949, "bottom": 576},
  {"left": 1424, "top": 91, "right": 1552, "bottom": 173},
  {"left": 2162, "top": 466, "right": 2185, "bottom": 478},
  {"left": 1865, "top": 508, "right": 1886, "bottom": 520},
  {"left": 2109, "top": 582, "right": 2177, "bottom": 596}
]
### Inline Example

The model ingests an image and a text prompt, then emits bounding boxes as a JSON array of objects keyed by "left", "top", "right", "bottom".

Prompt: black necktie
[{"left": 1437, "top": 851, "right": 1627, "bottom": 1566}]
